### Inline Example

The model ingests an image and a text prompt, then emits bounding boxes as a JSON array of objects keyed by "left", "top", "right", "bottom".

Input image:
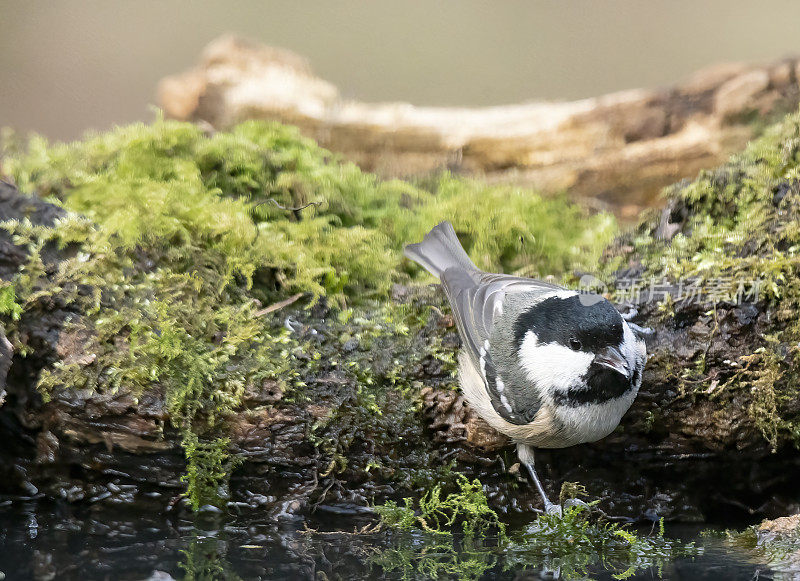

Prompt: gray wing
[
  {"left": 441, "top": 269, "right": 563, "bottom": 365},
  {"left": 440, "top": 269, "right": 564, "bottom": 424}
]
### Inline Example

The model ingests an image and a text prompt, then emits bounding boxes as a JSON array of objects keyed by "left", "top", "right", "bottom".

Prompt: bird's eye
[{"left": 569, "top": 337, "right": 582, "bottom": 351}]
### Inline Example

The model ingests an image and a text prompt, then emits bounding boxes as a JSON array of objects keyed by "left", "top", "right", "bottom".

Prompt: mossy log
[
  {"left": 1, "top": 112, "right": 800, "bottom": 524},
  {"left": 159, "top": 35, "right": 800, "bottom": 218}
]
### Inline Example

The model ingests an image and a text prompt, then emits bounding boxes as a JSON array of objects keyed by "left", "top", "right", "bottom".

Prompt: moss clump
[
  {"left": 374, "top": 474, "right": 507, "bottom": 540},
  {"left": 710, "top": 516, "right": 800, "bottom": 578},
  {"left": 0, "top": 285, "right": 22, "bottom": 321},
  {"left": 181, "top": 433, "right": 241, "bottom": 511},
  {"left": 6, "top": 118, "right": 615, "bottom": 299},
  {"left": 374, "top": 478, "right": 696, "bottom": 580},
  {"left": 0, "top": 117, "right": 615, "bottom": 509},
  {"left": 602, "top": 108, "right": 800, "bottom": 450}
]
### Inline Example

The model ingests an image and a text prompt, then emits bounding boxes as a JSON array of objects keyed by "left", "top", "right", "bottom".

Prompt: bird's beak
[{"left": 594, "top": 345, "right": 629, "bottom": 377}]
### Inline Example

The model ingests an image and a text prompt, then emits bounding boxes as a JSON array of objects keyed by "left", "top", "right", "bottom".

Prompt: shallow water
[{"left": 0, "top": 497, "right": 780, "bottom": 581}]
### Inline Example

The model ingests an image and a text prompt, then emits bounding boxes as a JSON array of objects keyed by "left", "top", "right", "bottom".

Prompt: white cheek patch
[{"left": 518, "top": 331, "right": 593, "bottom": 394}]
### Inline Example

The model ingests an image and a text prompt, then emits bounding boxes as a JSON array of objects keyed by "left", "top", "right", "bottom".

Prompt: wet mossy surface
[
  {"left": 371, "top": 476, "right": 700, "bottom": 580},
  {"left": 1, "top": 110, "right": 800, "bottom": 567},
  {"left": 597, "top": 108, "right": 800, "bottom": 453},
  {"left": 0, "top": 496, "right": 780, "bottom": 580},
  {"left": 0, "top": 118, "right": 614, "bottom": 515}
]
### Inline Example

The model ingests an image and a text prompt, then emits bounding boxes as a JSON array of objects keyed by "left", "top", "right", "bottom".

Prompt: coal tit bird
[{"left": 404, "top": 222, "right": 646, "bottom": 514}]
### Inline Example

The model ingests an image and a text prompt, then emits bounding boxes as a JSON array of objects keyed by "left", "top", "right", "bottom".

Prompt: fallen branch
[{"left": 254, "top": 292, "right": 304, "bottom": 316}]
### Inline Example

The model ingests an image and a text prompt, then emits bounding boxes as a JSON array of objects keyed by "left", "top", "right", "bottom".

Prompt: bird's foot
[
  {"left": 542, "top": 498, "right": 589, "bottom": 517},
  {"left": 543, "top": 501, "right": 563, "bottom": 517},
  {"left": 563, "top": 498, "right": 590, "bottom": 510}
]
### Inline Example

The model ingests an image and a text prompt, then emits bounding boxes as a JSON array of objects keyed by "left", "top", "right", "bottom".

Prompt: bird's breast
[{"left": 548, "top": 388, "right": 638, "bottom": 446}]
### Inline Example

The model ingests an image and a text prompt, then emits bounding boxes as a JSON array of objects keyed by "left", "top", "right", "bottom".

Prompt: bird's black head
[
  {"left": 513, "top": 293, "right": 624, "bottom": 354},
  {"left": 513, "top": 293, "right": 635, "bottom": 406}
]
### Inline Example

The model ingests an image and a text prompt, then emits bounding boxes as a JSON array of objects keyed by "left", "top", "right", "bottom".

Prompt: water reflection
[{"left": 0, "top": 498, "right": 781, "bottom": 580}]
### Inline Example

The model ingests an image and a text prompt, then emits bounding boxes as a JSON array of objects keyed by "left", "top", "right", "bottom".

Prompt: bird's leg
[
  {"left": 517, "top": 444, "right": 561, "bottom": 516},
  {"left": 525, "top": 462, "right": 558, "bottom": 515}
]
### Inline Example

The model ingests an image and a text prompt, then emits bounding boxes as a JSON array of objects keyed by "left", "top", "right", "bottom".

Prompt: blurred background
[{"left": 3, "top": 0, "right": 800, "bottom": 141}]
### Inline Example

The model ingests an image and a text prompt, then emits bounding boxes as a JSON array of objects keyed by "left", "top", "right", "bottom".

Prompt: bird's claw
[
  {"left": 563, "top": 498, "right": 589, "bottom": 510},
  {"left": 542, "top": 498, "right": 587, "bottom": 517},
  {"left": 544, "top": 502, "right": 563, "bottom": 517}
]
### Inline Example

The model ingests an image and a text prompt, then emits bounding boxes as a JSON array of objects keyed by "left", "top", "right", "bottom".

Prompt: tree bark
[
  {"left": 0, "top": 175, "right": 797, "bottom": 522},
  {"left": 158, "top": 35, "right": 800, "bottom": 218}
]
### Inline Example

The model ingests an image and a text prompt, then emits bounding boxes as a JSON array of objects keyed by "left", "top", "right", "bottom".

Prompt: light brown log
[{"left": 159, "top": 35, "right": 800, "bottom": 218}]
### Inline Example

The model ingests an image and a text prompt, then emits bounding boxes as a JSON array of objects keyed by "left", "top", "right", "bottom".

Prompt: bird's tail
[{"left": 403, "top": 221, "right": 479, "bottom": 279}]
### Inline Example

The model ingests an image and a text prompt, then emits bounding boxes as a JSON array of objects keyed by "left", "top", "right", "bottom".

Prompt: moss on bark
[
  {"left": 599, "top": 108, "right": 800, "bottom": 452},
  {"left": 2, "top": 108, "right": 800, "bottom": 520},
  {"left": 0, "top": 118, "right": 613, "bottom": 510}
]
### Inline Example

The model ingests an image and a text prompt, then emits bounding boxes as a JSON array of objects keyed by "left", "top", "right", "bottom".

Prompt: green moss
[
  {"left": 709, "top": 519, "right": 800, "bottom": 578},
  {"left": 286, "top": 297, "right": 459, "bottom": 493},
  {"left": 0, "top": 285, "right": 22, "bottom": 321},
  {"left": 0, "top": 117, "right": 615, "bottom": 509},
  {"left": 181, "top": 432, "right": 240, "bottom": 511},
  {"left": 603, "top": 108, "right": 800, "bottom": 450},
  {"left": 374, "top": 473, "right": 507, "bottom": 540},
  {"left": 6, "top": 118, "right": 614, "bottom": 300},
  {"left": 374, "top": 479, "right": 696, "bottom": 580}
]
